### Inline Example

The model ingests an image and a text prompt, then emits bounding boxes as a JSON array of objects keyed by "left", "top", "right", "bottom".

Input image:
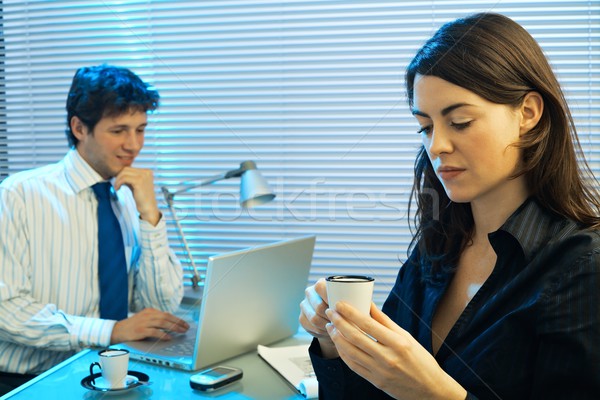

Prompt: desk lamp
[{"left": 161, "top": 161, "right": 275, "bottom": 295}]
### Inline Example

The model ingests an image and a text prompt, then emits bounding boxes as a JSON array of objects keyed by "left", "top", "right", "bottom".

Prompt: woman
[{"left": 299, "top": 12, "right": 600, "bottom": 400}]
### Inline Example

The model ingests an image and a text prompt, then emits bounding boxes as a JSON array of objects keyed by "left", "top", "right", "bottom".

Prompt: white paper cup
[
  {"left": 89, "top": 348, "right": 130, "bottom": 389},
  {"left": 326, "top": 275, "right": 374, "bottom": 315}
]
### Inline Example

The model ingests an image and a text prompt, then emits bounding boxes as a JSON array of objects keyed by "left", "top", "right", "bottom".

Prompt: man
[{"left": 0, "top": 65, "right": 189, "bottom": 394}]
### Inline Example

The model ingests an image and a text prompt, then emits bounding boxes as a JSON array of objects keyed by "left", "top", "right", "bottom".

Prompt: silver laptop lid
[
  {"left": 119, "top": 235, "right": 315, "bottom": 371},
  {"left": 191, "top": 235, "right": 316, "bottom": 369}
]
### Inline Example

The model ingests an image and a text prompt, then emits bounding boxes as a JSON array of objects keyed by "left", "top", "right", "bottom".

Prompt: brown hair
[
  {"left": 405, "top": 12, "right": 600, "bottom": 280},
  {"left": 66, "top": 64, "right": 159, "bottom": 148}
]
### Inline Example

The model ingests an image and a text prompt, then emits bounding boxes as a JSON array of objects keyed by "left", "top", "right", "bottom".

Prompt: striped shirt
[{"left": 0, "top": 149, "right": 183, "bottom": 374}]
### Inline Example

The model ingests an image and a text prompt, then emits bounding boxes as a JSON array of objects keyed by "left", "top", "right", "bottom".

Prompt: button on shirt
[
  {"left": 0, "top": 149, "right": 183, "bottom": 374},
  {"left": 310, "top": 199, "right": 600, "bottom": 399}
]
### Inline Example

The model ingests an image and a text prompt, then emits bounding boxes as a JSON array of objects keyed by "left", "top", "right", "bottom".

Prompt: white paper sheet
[{"left": 257, "top": 344, "right": 318, "bottom": 399}]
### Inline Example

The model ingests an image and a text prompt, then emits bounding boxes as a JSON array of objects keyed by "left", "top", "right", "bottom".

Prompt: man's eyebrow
[
  {"left": 110, "top": 123, "right": 148, "bottom": 129},
  {"left": 411, "top": 103, "right": 473, "bottom": 118}
]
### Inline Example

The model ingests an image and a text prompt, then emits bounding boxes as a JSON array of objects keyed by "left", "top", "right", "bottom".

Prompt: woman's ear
[
  {"left": 70, "top": 116, "right": 88, "bottom": 141},
  {"left": 519, "top": 91, "right": 544, "bottom": 135}
]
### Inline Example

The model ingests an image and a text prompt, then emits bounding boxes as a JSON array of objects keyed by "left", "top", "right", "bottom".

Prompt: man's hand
[
  {"left": 110, "top": 308, "right": 190, "bottom": 344},
  {"left": 114, "top": 167, "right": 161, "bottom": 225}
]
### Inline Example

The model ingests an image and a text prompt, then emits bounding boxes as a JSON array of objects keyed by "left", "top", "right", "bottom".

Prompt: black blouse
[{"left": 310, "top": 198, "right": 600, "bottom": 399}]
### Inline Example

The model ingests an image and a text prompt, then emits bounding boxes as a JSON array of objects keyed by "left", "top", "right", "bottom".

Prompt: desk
[{"left": 1, "top": 333, "right": 312, "bottom": 400}]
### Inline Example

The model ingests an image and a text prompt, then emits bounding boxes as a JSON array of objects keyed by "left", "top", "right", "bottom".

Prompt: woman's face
[{"left": 412, "top": 74, "right": 527, "bottom": 206}]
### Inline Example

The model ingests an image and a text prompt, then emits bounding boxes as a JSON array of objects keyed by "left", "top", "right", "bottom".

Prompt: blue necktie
[{"left": 92, "top": 182, "right": 128, "bottom": 320}]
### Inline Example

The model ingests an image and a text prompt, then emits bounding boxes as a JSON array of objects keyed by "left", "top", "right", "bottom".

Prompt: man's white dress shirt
[{"left": 0, "top": 149, "right": 183, "bottom": 374}]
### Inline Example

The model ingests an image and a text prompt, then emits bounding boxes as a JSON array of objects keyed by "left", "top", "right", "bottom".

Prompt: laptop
[{"left": 118, "top": 235, "right": 316, "bottom": 371}]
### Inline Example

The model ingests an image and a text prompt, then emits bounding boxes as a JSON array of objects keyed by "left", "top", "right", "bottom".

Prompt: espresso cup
[
  {"left": 326, "top": 275, "right": 374, "bottom": 315},
  {"left": 89, "top": 348, "right": 130, "bottom": 389}
]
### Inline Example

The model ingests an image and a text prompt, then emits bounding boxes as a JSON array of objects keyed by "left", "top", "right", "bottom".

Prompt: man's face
[{"left": 73, "top": 110, "right": 147, "bottom": 179}]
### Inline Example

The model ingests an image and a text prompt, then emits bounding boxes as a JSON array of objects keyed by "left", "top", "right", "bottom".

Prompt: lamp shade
[{"left": 240, "top": 168, "right": 276, "bottom": 208}]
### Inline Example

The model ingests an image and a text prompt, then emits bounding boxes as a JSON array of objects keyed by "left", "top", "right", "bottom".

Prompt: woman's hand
[
  {"left": 326, "top": 302, "right": 467, "bottom": 400},
  {"left": 299, "top": 278, "right": 339, "bottom": 358}
]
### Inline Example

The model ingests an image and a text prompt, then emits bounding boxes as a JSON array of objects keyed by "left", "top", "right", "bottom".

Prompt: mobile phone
[{"left": 189, "top": 366, "right": 243, "bottom": 391}]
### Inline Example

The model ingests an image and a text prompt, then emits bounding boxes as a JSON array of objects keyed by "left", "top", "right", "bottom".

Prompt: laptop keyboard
[
  {"left": 162, "top": 337, "right": 195, "bottom": 355},
  {"left": 159, "top": 318, "right": 199, "bottom": 356}
]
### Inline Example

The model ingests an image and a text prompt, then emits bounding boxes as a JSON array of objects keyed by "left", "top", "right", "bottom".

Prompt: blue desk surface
[{"left": 2, "top": 333, "right": 312, "bottom": 399}]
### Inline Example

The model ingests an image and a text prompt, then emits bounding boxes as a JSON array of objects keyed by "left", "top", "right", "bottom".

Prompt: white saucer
[{"left": 81, "top": 370, "right": 150, "bottom": 393}]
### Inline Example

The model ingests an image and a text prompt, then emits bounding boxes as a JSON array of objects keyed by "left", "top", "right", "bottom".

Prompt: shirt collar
[
  {"left": 63, "top": 148, "right": 106, "bottom": 194},
  {"left": 495, "top": 197, "right": 567, "bottom": 262}
]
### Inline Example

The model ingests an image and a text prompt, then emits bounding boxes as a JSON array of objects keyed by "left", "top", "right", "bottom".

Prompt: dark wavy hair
[
  {"left": 405, "top": 12, "right": 600, "bottom": 281},
  {"left": 65, "top": 64, "right": 160, "bottom": 147}
]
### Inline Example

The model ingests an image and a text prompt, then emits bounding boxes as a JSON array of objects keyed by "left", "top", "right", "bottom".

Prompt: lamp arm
[
  {"left": 165, "top": 161, "right": 257, "bottom": 199},
  {"left": 159, "top": 160, "right": 262, "bottom": 289},
  {"left": 160, "top": 173, "right": 232, "bottom": 290},
  {"left": 163, "top": 193, "right": 201, "bottom": 289},
  {"left": 168, "top": 171, "right": 229, "bottom": 198}
]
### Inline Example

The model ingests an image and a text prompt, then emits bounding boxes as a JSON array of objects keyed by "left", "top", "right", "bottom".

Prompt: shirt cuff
[
  {"left": 308, "top": 338, "right": 347, "bottom": 395},
  {"left": 139, "top": 215, "right": 169, "bottom": 253},
  {"left": 66, "top": 315, "right": 116, "bottom": 349}
]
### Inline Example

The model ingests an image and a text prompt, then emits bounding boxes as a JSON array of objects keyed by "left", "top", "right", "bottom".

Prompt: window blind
[{"left": 0, "top": 0, "right": 597, "bottom": 306}]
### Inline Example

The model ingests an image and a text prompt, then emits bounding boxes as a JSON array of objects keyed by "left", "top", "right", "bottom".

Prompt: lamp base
[{"left": 182, "top": 284, "right": 204, "bottom": 305}]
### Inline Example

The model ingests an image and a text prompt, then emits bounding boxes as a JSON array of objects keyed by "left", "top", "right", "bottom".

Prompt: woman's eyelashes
[
  {"left": 416, "top": 120, "right": 473, "bottom": 135},
  {"left": 417, "top": 125, "right": 432, "bottom": 135},
  {"left": 450, "top": 120, "right": 473, "bottom": 130}
]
